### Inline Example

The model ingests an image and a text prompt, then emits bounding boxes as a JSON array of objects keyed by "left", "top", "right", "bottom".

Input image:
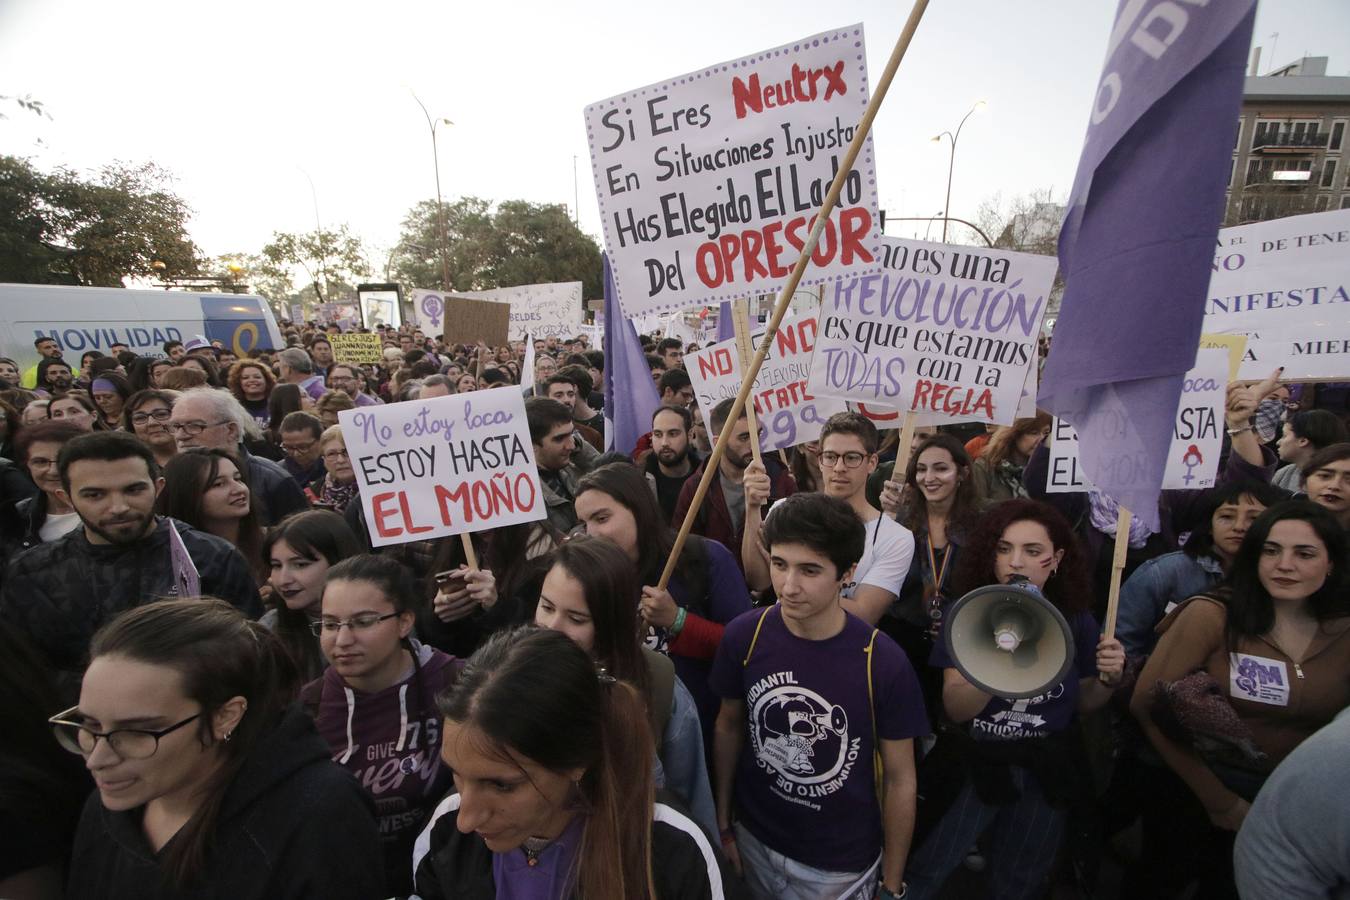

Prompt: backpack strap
[
  {"left": 742, "top": 606, "right": 775, "bottom": 666},
  {"left": 864, "top": 627, "right": 884, "bottom": 808},
  {"left": 643, "top": 647, "right": 676, "bottom": 745}
]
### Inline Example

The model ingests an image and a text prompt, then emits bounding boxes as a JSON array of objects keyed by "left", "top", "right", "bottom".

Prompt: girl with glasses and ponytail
[
  {"left": 54, "top": 598, "right": 385, "bottom": 899},
  {"left": 301, "top": 554, "right": 459, "bottom": 898},
  {"left": 412, "top": 626, "right": 735, "bottom": 900}
]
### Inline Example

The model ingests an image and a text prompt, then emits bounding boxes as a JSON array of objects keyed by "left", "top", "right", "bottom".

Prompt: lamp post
[
  {"left": 411, "top": 91, "right": 454, "bottom": 292},
  {"left": 931, "top": 100, "right": 986, "bottom": 242},
  {"left": 923, "top": 210, "right": 945, "bottom": 241}
]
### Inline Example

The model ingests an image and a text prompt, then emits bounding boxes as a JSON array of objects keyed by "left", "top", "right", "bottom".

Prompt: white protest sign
[
  {"left": 687, "top": 313, "right": 847, "bottom": 451},
  {"left": 1204, "top": 208, "right": 1350, "bottom": 381},
  {"left": 339, "top": 387, "right": 545, "bottom": 547},
  {"left": 451, "top": 282, "right": 584, "bottom": 341},
  {"left": 409, "top": 289, "right": 449, "bottom": 334},
  {"left": 806, "top": 236, "right": 1057, "bottom": 426},
  {"left": 585, "top": 24, "right": 881, "bottom": 318},
  {"left": 1045, "top": 348, "right": 1228, "bottom": 493}
]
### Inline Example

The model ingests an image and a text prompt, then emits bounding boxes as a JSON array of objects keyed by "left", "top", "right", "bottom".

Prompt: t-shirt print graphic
[{"left": 750, "top": 678, "right": 859, "bottom": 791}]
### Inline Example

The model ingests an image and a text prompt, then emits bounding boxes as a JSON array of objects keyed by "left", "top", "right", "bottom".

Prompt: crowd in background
[{"left": 1, "top": 316, "right": 1349, "bottom": 900}]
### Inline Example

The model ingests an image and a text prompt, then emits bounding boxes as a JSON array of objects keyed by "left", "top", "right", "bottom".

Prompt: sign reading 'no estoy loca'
[
  {"left": 338, "top": 387, "right": 546, "bottom": 548},
  {"left": 585, "top": 24, "right": 881, "bottom": 319}
]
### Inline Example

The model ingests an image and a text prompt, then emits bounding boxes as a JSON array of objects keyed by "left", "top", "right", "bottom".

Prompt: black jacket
[
  {"left": 411, "top": 794, "right": 741, "bottom": 899},
  {"left": 1, "top": 518, "right": 263, "bottom": 684},
  {"left": 242, "top": 450, "right": 310, "bottom": 526},
  {"left": 0, "top": 489, "right": 54, "bottom": 567},
  {"left": 66, "top": 705, "right": 386, "bottom": 900}
]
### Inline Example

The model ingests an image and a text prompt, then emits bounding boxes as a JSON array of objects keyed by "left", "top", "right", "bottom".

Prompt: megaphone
[{"left": 942, "top": 576, "right": 1075, "bottom": 699}]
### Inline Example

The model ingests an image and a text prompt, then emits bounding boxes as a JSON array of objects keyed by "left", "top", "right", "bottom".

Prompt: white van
[{"left": 0, "top": 284, "right": 284, "bottom": 378}]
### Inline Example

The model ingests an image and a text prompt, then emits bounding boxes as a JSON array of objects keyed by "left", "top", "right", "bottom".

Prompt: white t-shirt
[
  {"left": 766, "top": 499, "right": 915, "bottom": 600},
  {"left": 39, "top": 510, "right": 82, "bottom": 543}
]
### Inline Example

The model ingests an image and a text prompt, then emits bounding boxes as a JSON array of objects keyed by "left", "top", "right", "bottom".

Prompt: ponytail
[{"left": 577, "top": 679, "right": 656, "bottom": 900}]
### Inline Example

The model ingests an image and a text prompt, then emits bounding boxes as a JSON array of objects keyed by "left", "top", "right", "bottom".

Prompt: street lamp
[
  {"left": 931, "top": 100, "right": 986, "bottom": 242},
  {"left": 411, "top": 91, "right": 454, "bottom": 293},
  {"left": 924, "top": 210, "right": 945, "bottom": 241}
]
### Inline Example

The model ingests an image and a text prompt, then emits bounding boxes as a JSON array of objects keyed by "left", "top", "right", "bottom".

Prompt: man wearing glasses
[
  {"left": 278, "top": 412, "right": 327, "bottom": 495},
  {"left": 742, "top": 412, "right": 915, "bottom": 627},
  {"left": 2, "top": 432, "right": 261, "bottom": 694},
  {"left": 169, "top": 388, "right": 308, "bottom": 526},
  {"left": 326, "top": 363, "right": 382, "bottom": 406}
]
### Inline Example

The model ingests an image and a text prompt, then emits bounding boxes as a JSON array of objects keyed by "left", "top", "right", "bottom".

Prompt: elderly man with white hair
[
  {"left": 168, "top": 388, "right": 309, "bottom": 525},
  {"left": 277, "top": 347, "right": 327, "bottom": 402}
]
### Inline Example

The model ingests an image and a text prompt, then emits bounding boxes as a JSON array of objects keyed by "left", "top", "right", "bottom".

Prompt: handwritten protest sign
[
  {"left": 1204, "top": 208, "right": 1350, "bottom": 381},
  {"left": 585, "top": 24, "right": 880, "bottom": 318},
  {"left": 688, "top": 313, "right": 846, "bottom": 451},
  {"left": 1046, "top": 348, "right": 1228, "bottom": 493},
  {"left": 329, "top": 333, "right": 383, "bottom": 365},
  {"left": 806, "top": 236, "right": 1056, "bottom": 426},
  {"left": 339, "top": 387, "right": 545, "bottom": 548},
  {"left": 450, "top": 282, "right": 584, "bottom": 341}
]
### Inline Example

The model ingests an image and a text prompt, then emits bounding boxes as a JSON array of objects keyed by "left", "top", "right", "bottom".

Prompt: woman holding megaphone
[{"left": 902, "top": 499, "right": 1124, "bottom": 900}]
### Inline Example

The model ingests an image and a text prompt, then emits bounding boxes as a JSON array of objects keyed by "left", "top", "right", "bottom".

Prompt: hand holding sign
[
  {"left": 743, "top": 460, "right": 771, "bottom": 508},
  {"left": 639, "top": 585, "right": 679, "bottom": 630},
  {"left": 880, "top": 478, "right": 903, "bottom": 520},
  {"left": 1225, "top": 367, "right": 1283, "bottom": 429}
]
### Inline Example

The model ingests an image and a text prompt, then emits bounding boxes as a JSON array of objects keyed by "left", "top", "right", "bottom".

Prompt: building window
[
  {"left": 1234, "top": 117, "right": 1243, "bottom": 150},
  {"left": 1342, "top": 194, "right": 1350, "bottom": 210},
  {"left": 1332, "top": 121, "right": 1346, "bottom": 152},
  {"left": 1314, "top": 195, "right": 1329, "bottom": 212},
  {"left": 1322, "top": 160, "right": 1338, "bottom": 188},
  {"left": 1229, "top": 157, "right": 1236, "bottom": 187}
]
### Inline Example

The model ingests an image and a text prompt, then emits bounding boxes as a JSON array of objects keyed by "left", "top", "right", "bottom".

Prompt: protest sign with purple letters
[
  {"left": 585, "top": 25, "right": 880, "bottom": 318},
  {"left": 687, "top": 313, "right": 846, "bottom": 451},
  {"left": 1203, "top": 208, "right": 1350, "bottom": 381},
  {"left": 1046, "top": 348, "right": 1228, "bottom": 493},
  {"left": 339, "top": 387, "right": 545, "bottom": 548},
  {"left": 806, "top": 236, "right": 1056, "bottom": 426}
]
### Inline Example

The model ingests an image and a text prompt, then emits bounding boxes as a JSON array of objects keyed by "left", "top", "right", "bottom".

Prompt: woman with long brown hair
[
  {"left": 970, "top": 413, "right": 1051, "bottom": 503},
  {"left": 412, "top": 626, "right": 732, "bottom": 900}
]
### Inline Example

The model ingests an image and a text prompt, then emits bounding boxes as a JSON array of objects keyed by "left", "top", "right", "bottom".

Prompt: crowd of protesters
[{"left": 1, "top": 316, "right": 1348, "bottom": 900}]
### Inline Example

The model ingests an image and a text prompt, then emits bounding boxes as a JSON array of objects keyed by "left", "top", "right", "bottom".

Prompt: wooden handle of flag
[
  {"left": 732, "top": 298, "right": 764, "bottom": 468},
  {"left": 657, "top": 0, "right": 931, "bottom": 591},
  {"left": 778, "top": 448, "right": 790, "bottom": 467},
  {"left": 460, "top": 533, "right": 479, "bottom": 571},
  {"left": 893, "top": 411, "right": 919, "bottom": 484},
  {"left": 1102, "top": 506, "right": 1131, "bottom": 641}
]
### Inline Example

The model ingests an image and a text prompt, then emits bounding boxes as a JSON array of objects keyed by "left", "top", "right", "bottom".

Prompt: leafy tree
[
  {"left": 0, "top": 94, "right": 50, "bottom": 120},
  {"left": 260, "top": 225, "right": 371, "bottom": 305},
  {"left": 390, "top": 197, "right": 602, "bottom": 298},
  {"left": 0, "top": 156, "right": 200, "bottom": 286}
]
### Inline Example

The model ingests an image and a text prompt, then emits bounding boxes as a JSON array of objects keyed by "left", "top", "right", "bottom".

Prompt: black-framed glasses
[
  {"left": 131, "top": 408, "right": 172, "bottom": 425},
  {"left": 321, "top": 448, "right": 349, "bottom": 462},
  {"left": 820, "top": 451, "right": 868, "bottom": 469},
  {"left": 310, "top": 612, "right": 399, "bottom": 636},
  {"left": 48, "top": 706, "right": 202, "bottom": 759},
  {"left": 169, "top": 420, "right": 229, "bottom": 436}
]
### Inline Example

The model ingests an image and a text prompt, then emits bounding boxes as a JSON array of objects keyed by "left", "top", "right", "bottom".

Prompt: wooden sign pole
[
  {"left": 731, "top": 297, "right": 764, "bottom": 468},
  {"left": 1102, "top": 506, "right": 1131, "bottom": 641},
  {"left": 656, "top": 0, "right": 931, "bottom": 590}
]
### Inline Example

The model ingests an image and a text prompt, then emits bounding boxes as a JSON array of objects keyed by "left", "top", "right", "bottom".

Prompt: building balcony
[{"left": 1252, "top": 132, "right": 1331, "bottom": 152}]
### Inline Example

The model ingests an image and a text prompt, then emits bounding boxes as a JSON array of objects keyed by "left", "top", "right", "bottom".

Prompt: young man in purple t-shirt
[{"left": 711, "top": 493, "right": 929, "bottom": 900}]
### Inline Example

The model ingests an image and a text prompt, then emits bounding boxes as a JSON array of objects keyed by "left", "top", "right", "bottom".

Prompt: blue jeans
[
  {"left": 734, "top": 823, "right": 881, "bottom": 900},
  {"left": 905, "top": 767, "right": 1065, "bottom": 900}
]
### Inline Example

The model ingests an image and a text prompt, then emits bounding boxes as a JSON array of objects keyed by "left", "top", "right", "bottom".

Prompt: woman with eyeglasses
[
  {"left": 301, "top": 554, "right": 458, "bottom": 897},
  {"left": 2, "top": 421, "right": 88, "bottom": 564},
  {"left": 314, "top": 424, "right": 358, "bottom": 513},
  {"left": 412, "top": 626, "right": 732, "bottom": 900},
  {"left": 122, "top": 390, "right": 180, "bottom": 468},
  {"left": 55, "top": 597, "right": 385, "bottom": 899}
]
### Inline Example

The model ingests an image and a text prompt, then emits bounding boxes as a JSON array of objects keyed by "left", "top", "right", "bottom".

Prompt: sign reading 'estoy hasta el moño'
[{"left": 585, "top": 24, "right": 881, "bottom": 318}]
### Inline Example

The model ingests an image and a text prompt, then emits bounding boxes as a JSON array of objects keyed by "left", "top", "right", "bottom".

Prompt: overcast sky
[{"left": 2, "top": 0, "right": 1347, "bottom": 280}]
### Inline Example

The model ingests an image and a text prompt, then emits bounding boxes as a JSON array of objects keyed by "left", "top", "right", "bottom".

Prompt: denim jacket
[{"left": 1116, "top": 550, "right": 1224, "bottom": 657}]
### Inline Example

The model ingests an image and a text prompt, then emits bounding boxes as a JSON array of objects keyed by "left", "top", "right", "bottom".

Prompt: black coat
[{"left": 66, "top": 706, "right": 386, "bottom": 900}]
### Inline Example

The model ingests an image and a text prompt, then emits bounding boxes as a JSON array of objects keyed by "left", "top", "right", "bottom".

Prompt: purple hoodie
[{"left": 302, "top": 640, "right": 458, "bottom": 896}]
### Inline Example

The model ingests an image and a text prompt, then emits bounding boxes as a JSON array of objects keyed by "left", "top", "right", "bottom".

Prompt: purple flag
[
  {"left": 1039, "top": 1, "right": 1255, "bottom": 530},
  {"left": 602, "top": 254, "right": 661, "bottom": 455},
  {"left": 717, "top": 301, "right": 735, "bottom": 342}
]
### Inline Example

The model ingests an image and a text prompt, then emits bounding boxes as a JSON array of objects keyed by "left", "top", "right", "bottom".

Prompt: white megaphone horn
[{"left": 942, "top": 575, "right": 1076, "bottom": 699}]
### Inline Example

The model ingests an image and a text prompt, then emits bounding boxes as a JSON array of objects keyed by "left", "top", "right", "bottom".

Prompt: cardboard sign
[
  {"left": 585, "top": 24, "right": 881, "bottom": 318},
  {"left": 449, "top": 282, "right": 583, "bottom": 341},
  {"left": 1199, "top": 332, "right": 1247, "bottom": 383},
  {"left": 687, "top": 313, "right": 847, "bottom": 451},
  {"left": 1204, "top": 208, "right": 1350, "bottom": 381},
  {"left": 339, "top": 387, "right": 545, "bottom": 547},
  {"left": 806, "top": 236, "right": 1057, "bottom": 426},
  {"left": 1046, "top": 348, "right": 1228, "bottom": 493},
  {"left": 329, "top": 333, "right": 383, "bottom": 365},
  {"left": 408, "top": 292, "right": 511, "bottom": 346}
]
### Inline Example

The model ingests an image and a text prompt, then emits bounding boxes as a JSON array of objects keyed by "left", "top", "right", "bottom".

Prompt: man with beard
[
  {"left": 1, "top": 431, "right": 261, "bottom": 693},
  {"left": 645, "top": 405, "right": 700, "bottom": 522},
  {"left": 673, "top": 397, "right": 795, "bottom": 574},
  {"left": 22, "top": 336, "right": 77, "bottom": 388},
  {"left": 35, "top": 358, "right": 75, "bottom": 395}
]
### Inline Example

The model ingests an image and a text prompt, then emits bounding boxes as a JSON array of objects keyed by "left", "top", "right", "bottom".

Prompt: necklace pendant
[{"left": 527, "top": 855, "right": 539, "bottom": 867}]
